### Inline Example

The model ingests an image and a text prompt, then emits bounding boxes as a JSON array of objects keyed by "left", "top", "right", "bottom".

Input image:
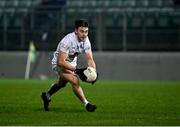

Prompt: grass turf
[{"left": 0, "top": 79, "right": 180, "bottom": 125}]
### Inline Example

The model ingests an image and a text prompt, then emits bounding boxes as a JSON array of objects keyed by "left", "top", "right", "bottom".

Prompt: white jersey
[{"left": 52, "top": 32, "right": 92, "bottom": 69}]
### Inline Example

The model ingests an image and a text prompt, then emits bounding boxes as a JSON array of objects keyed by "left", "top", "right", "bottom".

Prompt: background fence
[{"left": 0, "top": 0, "right": 180, "bottom": 52}]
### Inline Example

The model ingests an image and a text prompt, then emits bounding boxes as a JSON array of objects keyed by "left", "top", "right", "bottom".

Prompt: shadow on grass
[{"left": 35, "top": 107, "right": 84, "bottom": 113}]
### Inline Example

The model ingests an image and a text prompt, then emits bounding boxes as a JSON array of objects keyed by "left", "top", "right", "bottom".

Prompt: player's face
[{"left": 75, "top": 27, "right": 89, "bottom": 42}]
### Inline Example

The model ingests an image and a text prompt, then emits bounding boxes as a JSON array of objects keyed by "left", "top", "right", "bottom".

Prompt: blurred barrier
[{"left": 0, "top": 52, "right": 180, "bottom": 81}]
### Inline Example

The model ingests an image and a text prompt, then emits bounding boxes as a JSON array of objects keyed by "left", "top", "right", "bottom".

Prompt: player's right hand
[{"left": 91, "top": 72, "right": 98, "bottom": 84}]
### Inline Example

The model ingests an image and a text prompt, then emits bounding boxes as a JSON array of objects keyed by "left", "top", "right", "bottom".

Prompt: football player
[{"left": 41, "top": 19, "right": 97, "bottom": 112}]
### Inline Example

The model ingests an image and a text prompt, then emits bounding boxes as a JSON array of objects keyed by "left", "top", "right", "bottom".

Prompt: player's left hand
[{"left": 75, "top": 67, "right": 87, "bottom": 81}]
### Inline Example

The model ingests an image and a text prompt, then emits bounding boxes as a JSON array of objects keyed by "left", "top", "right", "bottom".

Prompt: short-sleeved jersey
[{"left": 52, "top": 32, "right": 92, "bottom": 69}]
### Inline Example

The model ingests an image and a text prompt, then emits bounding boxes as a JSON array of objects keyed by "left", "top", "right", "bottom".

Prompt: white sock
[{"left": 83, "top": 99, "right": 89, "bottom": 107}]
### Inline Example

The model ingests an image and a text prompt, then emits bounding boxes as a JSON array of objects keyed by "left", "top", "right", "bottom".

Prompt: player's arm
[
  {"left": 58, "top": 51, "right": 76, "bottom": 71},
  {"left": 85, "top": 51, "right": 96, "bottom": 70},
  {"left": 85, "top": 51, "right": 98, "bottom": 84}
]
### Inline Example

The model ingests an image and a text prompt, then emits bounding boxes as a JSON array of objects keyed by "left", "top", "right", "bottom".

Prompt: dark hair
[{"left": 75, "top": 19, "right": 89, "bottom": 29}]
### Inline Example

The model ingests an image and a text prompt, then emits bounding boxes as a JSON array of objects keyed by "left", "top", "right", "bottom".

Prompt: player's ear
[{"left": 75, "top": 29, "right": 78, "bottom": 34}]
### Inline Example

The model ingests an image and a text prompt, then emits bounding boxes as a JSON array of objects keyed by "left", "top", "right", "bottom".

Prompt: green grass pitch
[{"left": 0, "top": 79, "right": 180, "bottom": 125}]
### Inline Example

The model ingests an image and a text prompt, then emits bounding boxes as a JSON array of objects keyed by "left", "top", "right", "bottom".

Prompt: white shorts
[{"left": 52, "top": 64, "right": 62, "bottom": 75}]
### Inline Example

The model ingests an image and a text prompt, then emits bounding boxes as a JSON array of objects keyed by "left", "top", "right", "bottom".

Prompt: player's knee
[{"left": 71, "top": 77, "right": 79, "bottom": 86}]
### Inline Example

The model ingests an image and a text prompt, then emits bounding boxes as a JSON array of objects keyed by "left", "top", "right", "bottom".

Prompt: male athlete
[{"left": 41, "top": 19, "right": 97, "bottom": 112}]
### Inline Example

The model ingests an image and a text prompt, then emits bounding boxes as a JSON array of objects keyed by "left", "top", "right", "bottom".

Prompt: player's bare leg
[{"left": 61, "top": 72, "right": 96, "bottom": 112}]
